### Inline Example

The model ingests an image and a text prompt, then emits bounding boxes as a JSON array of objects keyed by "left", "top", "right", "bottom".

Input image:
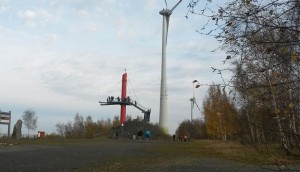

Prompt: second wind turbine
[{"left": 159, "top": 0, "right": 182, "bottom": 134}]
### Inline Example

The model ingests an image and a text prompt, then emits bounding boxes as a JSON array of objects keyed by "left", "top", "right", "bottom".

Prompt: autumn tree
[
  {"left": 203, "top": 85, "right": 221, "bottom": 139},
  {"left": 203, "top": 85, "right": 239, "bottom": 140},
  {"left": 84, "top": 116, "right": 97, "bottom": 138},
  {"left": 221, "top": 89, "right": 240, "bottom": 141}
]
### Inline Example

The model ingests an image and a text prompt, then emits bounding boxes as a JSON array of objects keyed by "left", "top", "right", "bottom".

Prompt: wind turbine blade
[
  {"left": 194, "top": 100, "right": 201, "bottom": 112},
  {"left": 165, "top": 0, "right": 168, "bottom": 8},
  {"left": 170, "top": 0, "right": 182, "bottom": 13}
]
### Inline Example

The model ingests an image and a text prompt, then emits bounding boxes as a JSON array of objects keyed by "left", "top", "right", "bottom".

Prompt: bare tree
[
  {"left": 73, "top": 113, "right": 84, "bottom": 138},
  {"left": 22, "top": 109, "right": 38, "bottom": 137},
  {"left": 56, "top": 122, "right": 65, "bottom": 136},
  {"left": 64, "top": 121, "right": 73, "bottom": 138}
]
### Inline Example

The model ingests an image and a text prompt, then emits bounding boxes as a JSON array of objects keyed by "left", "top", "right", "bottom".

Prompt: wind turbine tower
[{"left": 159, "top": 0, "right": 182, "bottom": 134}]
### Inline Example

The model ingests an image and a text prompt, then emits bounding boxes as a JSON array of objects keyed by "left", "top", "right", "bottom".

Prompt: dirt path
[{"left": 0, "top": 139, "right": 293, "bottom": 171}]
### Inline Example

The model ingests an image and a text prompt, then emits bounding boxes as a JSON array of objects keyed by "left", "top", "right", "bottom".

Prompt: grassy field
[{"left": 83, "top": 139, "right": 299, "bottom": 171}]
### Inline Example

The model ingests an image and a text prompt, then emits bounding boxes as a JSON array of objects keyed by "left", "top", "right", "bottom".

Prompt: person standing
[
  {"left": 145, "top": 130, "right": 151, "bottom": 142},
  {"left": 137, "top": 130, "right": 143, "bottom": 140}
]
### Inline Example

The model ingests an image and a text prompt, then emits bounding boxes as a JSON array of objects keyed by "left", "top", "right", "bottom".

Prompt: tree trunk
[
  {"left": 260, "top": 122, "right": 266, "bottom": 144},
  {"left": 246, "top": 109, "right": 255, "bottom": 142},
  {"left": 288, "top": 86, "right": 300, "bottom": 149},
  {"left": 266, "top": 67, "right": 290, "bottom": 154},
  {"left": 260, "top": 121, "right": 270, "bottom": 151},
  {"left": 255, "top": 126, "right": 260, "bottom": 143}
]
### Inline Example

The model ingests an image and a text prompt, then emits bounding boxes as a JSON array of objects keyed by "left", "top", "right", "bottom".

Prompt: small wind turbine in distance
[
  {"left": 159, "top": 0, "right": 182, "bottom": 134},
  {"left": 190, "top": 80, "right": 201, "bottom": 121}
]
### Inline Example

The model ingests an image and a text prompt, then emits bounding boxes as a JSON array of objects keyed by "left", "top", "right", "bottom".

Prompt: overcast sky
[{"left": 0, "top": 0, "right": 230, "bottom": 135}]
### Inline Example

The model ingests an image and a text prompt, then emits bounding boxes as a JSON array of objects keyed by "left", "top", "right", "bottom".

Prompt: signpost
[{"left": 0, "top": 110, "right": 11, "bottom": 138}]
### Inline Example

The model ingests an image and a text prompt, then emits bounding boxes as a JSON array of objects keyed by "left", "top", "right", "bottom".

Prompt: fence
[{"left": 0, "top": 133, "right": 38, "bottom": 139}]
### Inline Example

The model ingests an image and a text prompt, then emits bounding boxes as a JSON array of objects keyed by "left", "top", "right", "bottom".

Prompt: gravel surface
[{"left": 0, "top": 139, "right": 297, "bottom": 172}]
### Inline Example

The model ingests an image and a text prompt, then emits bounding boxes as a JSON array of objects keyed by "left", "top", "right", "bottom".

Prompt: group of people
[
  {"left": 172, "top": 135, "right": 190, "bottom": 142},
  {"left": 137, "top": 129, "right": 151, "bottom": 141},
  {"left": 114, "top": 129, "right": 151, "bottom": 141},
  {"left": 106, "top": 96, "right": 132, "bottom": 103}
]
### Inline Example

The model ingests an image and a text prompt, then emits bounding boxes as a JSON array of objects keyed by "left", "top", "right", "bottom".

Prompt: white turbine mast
[{"left": 159, "top": 0, "right": 182, "bottom": 134}]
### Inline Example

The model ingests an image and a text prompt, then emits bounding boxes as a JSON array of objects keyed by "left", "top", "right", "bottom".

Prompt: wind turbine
[
  {"left": 159, "top": 0, "right": 182, "bottom": 134},
  {"left": 190, "top": 80, "right": 201, "bottom": 121}
]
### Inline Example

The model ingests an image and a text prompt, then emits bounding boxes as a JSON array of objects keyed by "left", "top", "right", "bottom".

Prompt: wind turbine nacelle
[
  {"left": 160, "top": 0, "right": 182, "bottom": 16},
  {"left": 159, "top": 9, "right": 172, "bottom": 16}
]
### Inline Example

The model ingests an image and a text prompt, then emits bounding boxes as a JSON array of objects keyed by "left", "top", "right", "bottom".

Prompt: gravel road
[{"left": 0, "top": 139, "right": 296, "bottom": 172}]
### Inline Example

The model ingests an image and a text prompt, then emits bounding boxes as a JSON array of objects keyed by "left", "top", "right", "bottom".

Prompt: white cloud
[
  {"left": 114, "top": 16, "right": 135, "bottom": 39},
  {"left": 0, "top": 0, "right": 8, "bottom": 11},
  {"left": 145, "top": 0, "right": 159, "bottom": 11},
  {"left": 17, "top": 8, "right": 55, "bottom": 27},
  {"left": 76, "top": 9, "right": 89, "bottom": 18},
  {"left": 18, "top": 9, "right": 36, "bottom": 19},
  {"left": 17, "top": 10, "right": 37, "bottom": 27},
  {"left": 43, "top": 34, "right": 58, "bottom": 45}
]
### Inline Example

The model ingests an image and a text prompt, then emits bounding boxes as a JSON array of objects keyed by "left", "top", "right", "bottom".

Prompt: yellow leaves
[
  {"left": 271, "top": 80, "right": 277, "bottom": 86},
  {"left": 280, "top": 48, "right": 298, "bottom": 62},
  {"left": 291, "top": 52, "right": 298, "bottom": 62},
  {"left": 274, "top": 108, "right": 280, "bottom": 114},
  {"left": 283, "top": 47, "right": 289, "bottom": 54},
  {"left": 288, "top": 102, "right": 294, "bottom": 109},
  {"left": 284, "top": 109, "right": 289, "bottom": 116},
  {"left": 282, "top": 48, "right": 298, "bottom": 62},
  {"left": 273, "top": 103, "right": 294, "bottom": 116},
  {"left": 203, "top": 85, "right": 239, "bottom": 138}
]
